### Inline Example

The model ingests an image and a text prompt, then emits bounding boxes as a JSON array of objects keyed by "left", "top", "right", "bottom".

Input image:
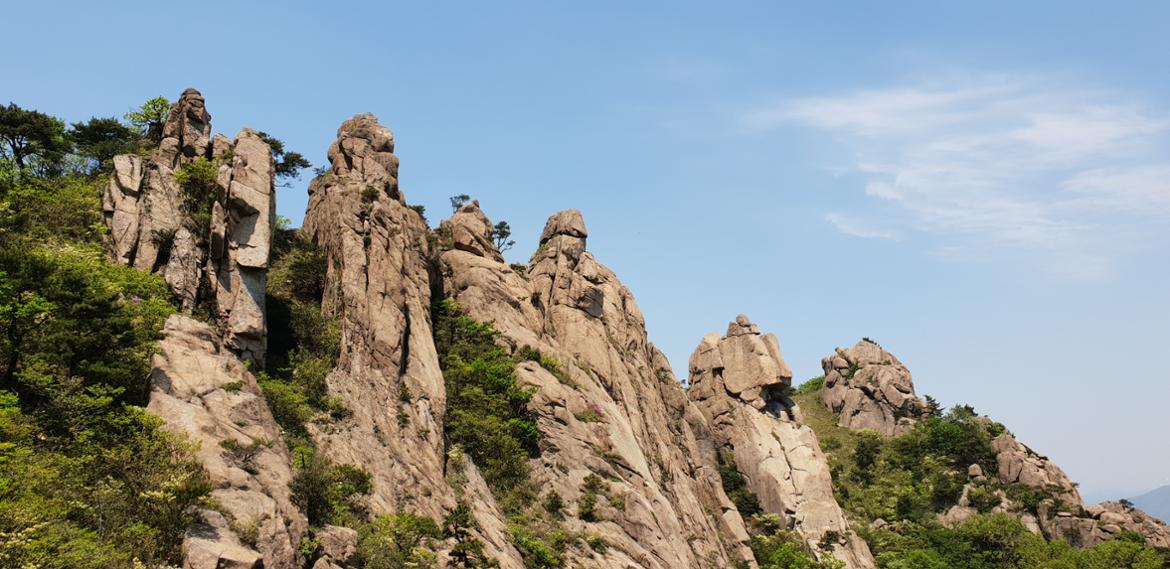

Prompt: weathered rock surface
[
  {"left": 993, "top": 432, "right": 1083, "bottom": 505},
  {"left": 821, "top": 340, "right": 921, "bottom": 436},
  {"left": 301, "top": 115, "right": 523, "bottom": 567},
  {"left": 689, "top": 317, "right": 875, "bottom": 569},
  {"left": 103, "top": 88, "right": 274, "bottom": 364},
  {"left": 147, "top": 315, "right": 306, "bottom": 569},
  {"left": 440, "top": 203, "right": 755, "bottom": 568}
]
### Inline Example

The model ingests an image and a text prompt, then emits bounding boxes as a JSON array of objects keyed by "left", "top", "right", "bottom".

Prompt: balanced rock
[{"left": 821, "top": 339, "right": 921, "bottom": 435}]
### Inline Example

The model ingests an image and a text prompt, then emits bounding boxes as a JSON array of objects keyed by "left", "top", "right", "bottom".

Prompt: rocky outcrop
[
  {"left": 301, "top": 115, "right": 523, "bottom": 567},
  {"left": 689, "top": 316, "right": 875, "bottom": 569},
  {"left": 1039, "top": 501, "right": 1170, "bottom": 549},
  {"left": 993, "top": 433, "right": 1083, "bottom": 505},
  {"left": 103, "top": 88, "right": 274, "bottom": 364},
  {"left": 301, "top": 114, "right": 446, "bottom": 511},
  {"left": 821, "top": 340, "right": 921, "bottom": 436},
  {"left": 147, "top": 315, "right": 306, "bottom": 569},
  {"left": 440, "top": 203, "right": 754, "bottom": 568},
  {"left": 989, "top": 432, "right": 1170, "bottom": 547}
]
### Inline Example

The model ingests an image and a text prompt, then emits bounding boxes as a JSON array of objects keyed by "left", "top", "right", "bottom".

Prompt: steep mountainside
[{"left": 19, "top": 87, "right": 1161, "bottom": 568}]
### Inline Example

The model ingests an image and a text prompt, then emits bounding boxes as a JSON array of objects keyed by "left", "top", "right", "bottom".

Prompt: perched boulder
[
  {"left": 690, "top": 316, "right": 875, "bottom": 569},
  {"left": 821, "top": 339, "right": 921, "bottom": 435}
]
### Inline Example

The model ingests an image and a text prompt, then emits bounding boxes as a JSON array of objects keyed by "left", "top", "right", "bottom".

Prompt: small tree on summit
[
  {"left": 257, "top": 131, "right": 312, "bottom": 186},
  {"left": 491, "top": 221, "right": 514, "bottom": 252},
  {"left": 124, "top": 96, "right": 170, "bottom": 144},
  {"left": 449, "top": 194, "right": 471, "bottom": 212}
]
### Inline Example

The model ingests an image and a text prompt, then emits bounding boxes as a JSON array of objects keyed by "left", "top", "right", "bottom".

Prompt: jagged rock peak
[
  {"left": 535, "top": 208, "right": 588, "bottom": 265},
  {"left": 158, "top": 87, "right": 212, "bottom": 167},
  {"left": 992, "top": 432, "right": 1083, "bottom": 505},
  {"left": 821, "top": 339, "right": 921, "bottom": 436},
  {"left": 539, "top": 208, "right": 588, "bottom": 242},
  {"left": 324, "top": 113, "right": 401, "bottom": 201},
  {"left": 443, "top": 200, "right": 504, "bottom": 261},
  {"left": 689, "top": 314, "right": 793, "bottom": 411},
  {"left": 688, "top": 318, "right": 876, "bottom": 568},
  {"left": 103, "top": 88, "right": 274, "bottom": 364}
]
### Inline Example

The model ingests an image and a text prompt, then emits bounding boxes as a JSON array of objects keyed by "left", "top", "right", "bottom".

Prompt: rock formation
[
  {"left": 993, "top": 432, "right": 1083, "bottom": 505},
  {"left": 103, "top": 88, "right": 274, "bottom": 364},
  {"left": 300, "top": 114, "right": 523, "bottom": 566},
  {"left": 439, "top": 203, "right": 755, "bottom": 568},
  {"left": 100, "top": 93, "right": 1169, "bottom": 568},
  {"left": 148, "top": 315, "right": 306, "bottom": 569},
  {"left": 689, "top": 316, "right": 875, "bottom": 569},
  {"left": 821, "top": 340, "right": 921, "bottom": 435}
]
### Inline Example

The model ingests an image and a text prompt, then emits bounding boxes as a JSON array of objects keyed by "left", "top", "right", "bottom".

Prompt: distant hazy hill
[{"left": 1131, "top": 485, "right": 1170, "bottom": 523}]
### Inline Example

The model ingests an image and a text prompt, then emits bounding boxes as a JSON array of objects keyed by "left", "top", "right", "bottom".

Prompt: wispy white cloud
[
  {"left": 747, "top": 74, "right": 1170, "bottom": 278},
  {"left": 824, "top": 212, "right": 898, "bottom": 240}
]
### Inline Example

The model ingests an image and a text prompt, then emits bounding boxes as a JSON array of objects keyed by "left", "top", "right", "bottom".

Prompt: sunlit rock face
[{"left": 688, "top": 316, "right": 876, "bottom": 569}]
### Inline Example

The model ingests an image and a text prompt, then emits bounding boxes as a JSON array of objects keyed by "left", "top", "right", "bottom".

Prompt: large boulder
[
  {"left": 821, "top": 340, "right": 921, "bottom": 435},
  {"left": 689, "top": 317, "right": 875, "bottom": 569}
]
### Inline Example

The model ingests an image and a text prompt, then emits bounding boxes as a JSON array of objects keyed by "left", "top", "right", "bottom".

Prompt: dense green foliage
[
  {"left": 0, "top": 111, "right": 210, "bottom": 566},
  {"left": 433, "top": 298, "right": 539, "bottom": 494},
  {"left": 864, "top": 514, "right": 1165, "bottom": 569},
  {"left": 791, "top": 380, "right": 1167, "bottom": 568}
]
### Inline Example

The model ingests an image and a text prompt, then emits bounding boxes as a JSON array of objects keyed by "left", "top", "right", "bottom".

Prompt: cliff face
[
  {"left": 688, "top": 317, "right": 875, "bottom": 569},
  {"left": 104, "top": 88, "right": 274, "bottom": 364},
  {"left": 106, "top": 94, "right": 1168, "bottom": 568},
  {"left": 440, "top": 204, "right": 754, "bottom": 568}
]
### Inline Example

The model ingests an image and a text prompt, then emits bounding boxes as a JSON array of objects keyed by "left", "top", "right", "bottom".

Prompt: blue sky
[{"left": 6, "top": 1, "right": 1168, "bottom": 501}]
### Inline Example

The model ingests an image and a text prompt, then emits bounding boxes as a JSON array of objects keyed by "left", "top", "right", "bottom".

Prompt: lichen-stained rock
[
  {"left": 821, "top": 339, "right": 921, "bottom": 436},
  {"left": 103, "top": 88, "right": 274, "bottom": 364},
  {"left": 993, "top": 432, "right": 1083, "bottom": 505},
  {"left": 147, "top": 315, "right": 306, "bottom": 569},
  {"left": 440, "top": 207, "right": 755, "bottom": 568},
  {"left": 301, "top": 114, "right": 523, "bottom": 567},
  {"left": 689, "top": 317, "right": 876, "bottom": 569}
]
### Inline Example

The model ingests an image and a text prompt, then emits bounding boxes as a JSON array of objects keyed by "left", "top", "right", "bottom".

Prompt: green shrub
[
  {"left": 290, "top": 452, "right": 372, "bottom": 526},
  {"left": 718, "top": 451, "right": 762, "bottom": 517},
  {"left": 357, "top": 513, "right": 442, "bottom": 569},
  {"left": 434, "top": 299, "right": 539, "bottom": 495}
]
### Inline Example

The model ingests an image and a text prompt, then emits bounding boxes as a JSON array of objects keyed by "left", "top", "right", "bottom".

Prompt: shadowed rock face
[
  {"left": 440, "top": 202, "right": 756, "bottom": 568},
  {"left": 689, "top": 317, "right": 876, "bottom": 569},
  {"left": 821, "top": 340, "right": 921, "bottom": 436},
  {"left": 102, "top": 88, "right": 273, "bottom": 364}
]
